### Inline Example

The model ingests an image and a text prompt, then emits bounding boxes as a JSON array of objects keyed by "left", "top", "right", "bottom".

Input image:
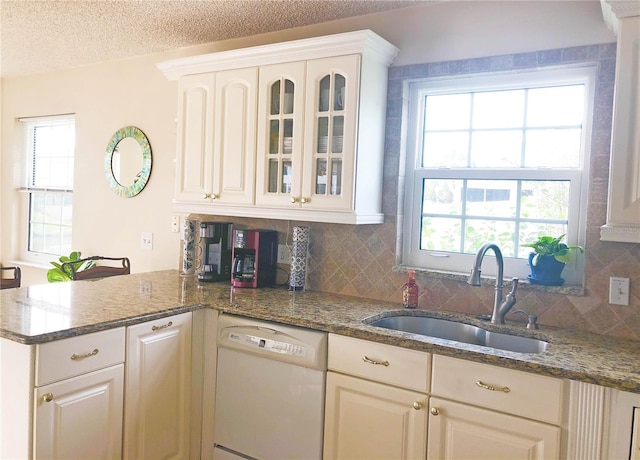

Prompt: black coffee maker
[
  {"left": 231, "top": 229, "right": 278, "bottom": 288},
  {"left": 198, "top": 222, "right": 233, "bottom": 282}
]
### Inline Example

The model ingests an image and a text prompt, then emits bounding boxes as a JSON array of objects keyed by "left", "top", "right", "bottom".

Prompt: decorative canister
[
  {"left": 181, "top": 217, "right": 200, "bottom": 276},
  {"left": 289, "top": 226, "right": 310, "bottom": 291}
]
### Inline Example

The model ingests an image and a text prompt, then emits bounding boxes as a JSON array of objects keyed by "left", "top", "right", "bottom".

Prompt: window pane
[
  {"left": 422, "top": 132, "right": 469, "bottom": 167},
  {"left": 520, "top": 181, "right": 569, "bottom": 221},
  {"left": 424, "top": 94, "right": 470, "bottom": 130},
  {"left": 420, "top": 217, "right": 461, "bottom": 252},
  {"left": 422, "top": 179, "right": 462, "bottom": 215},
  {"left": 527, "top": 85, "right": 584, "bottom": 127},
  {"left": 473, "top": 90, "right": 524, "bottom": 129},
  {"left": 464, "top": 219, "right": 516, "bottom": 256},
  {"left": 524, "top": 128, "right": 581, "bottom": 167},
  {"left": 465, "top": 180, "right": 516, "bottom": 218},
  {"left": 518, "top": 222, "right": 568, "bottom": 258},
  {"left": 470, "top": 130, "right": 522, "bottom": 167}
]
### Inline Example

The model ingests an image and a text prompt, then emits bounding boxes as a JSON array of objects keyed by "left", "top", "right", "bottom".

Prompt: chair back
[
  {"left": 62, "top": 256, "right": 130, "bottom": 281},
  {"left": 0, "top": 266, "right": 21, "bottom": 289}
]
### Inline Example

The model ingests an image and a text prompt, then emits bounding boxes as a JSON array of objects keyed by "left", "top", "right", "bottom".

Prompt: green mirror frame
[{"left": 104, "top": 126, "right": 152, "bottom": 198}]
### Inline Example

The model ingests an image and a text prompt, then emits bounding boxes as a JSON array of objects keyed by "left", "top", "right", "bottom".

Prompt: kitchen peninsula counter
[{"left": 1, "top": 269, "right": 639, "bottom": 393}]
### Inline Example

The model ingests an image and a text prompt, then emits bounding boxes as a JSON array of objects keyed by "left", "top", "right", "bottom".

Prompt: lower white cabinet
[
  {"left": 323, "top": 336, "right": 569, "bottom": 460},
  {"left": 428, "top": 355, "right": 562, "bottom": 460},
  {"left": 323, "top": 334, "right": 431, "bottom": 460},
  {"left": 427, "top": 397, "right": 560, "bottom": 460},
  {"left": 0, "top": 312, "right": 194, "bottom": 460},
  {"left": 324, "top": 372, "right": 428, "bottom": 460},
  {"left": 124, "top": 311, "right": 192, "bottom": 460},
  {"left": 34, "top": 365, "right": 124, "bottom": 459}
]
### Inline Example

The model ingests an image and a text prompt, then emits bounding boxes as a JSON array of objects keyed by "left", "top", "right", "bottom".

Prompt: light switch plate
[
  {"left": 141, "top": 232, "right": 153, "bottom": 250},
  {"left": 609, "top": 276, "right": 630, "bottom": 305}
]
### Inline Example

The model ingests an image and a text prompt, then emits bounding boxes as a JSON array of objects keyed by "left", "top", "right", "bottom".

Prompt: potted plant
[
  {"left": 522, "top": 235, "right": 583, "bottom": 286},
  {"left": 47, "top": 251, "right": 94, "bottom": 282}
]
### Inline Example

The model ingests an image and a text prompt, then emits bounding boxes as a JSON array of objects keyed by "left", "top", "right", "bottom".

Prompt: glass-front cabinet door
[
  {"left": 303, "top": 55, "right": 359, "bottom": 211},
  {"left": 255, "top": 62, "right": 306, "bottom": 207}
]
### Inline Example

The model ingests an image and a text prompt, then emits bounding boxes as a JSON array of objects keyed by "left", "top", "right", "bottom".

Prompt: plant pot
[{"left": 527, "top": 253, "right": 566, "bottom": 286}]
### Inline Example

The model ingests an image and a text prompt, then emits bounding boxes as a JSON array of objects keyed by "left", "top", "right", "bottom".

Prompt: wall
[{"left": 3, "top": 1, "right": 635, "bottom": 338}]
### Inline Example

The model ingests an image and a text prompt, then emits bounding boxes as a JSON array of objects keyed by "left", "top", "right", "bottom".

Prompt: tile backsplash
[{"left": 192, "top": 42, "right": 639, "bottom": 340}]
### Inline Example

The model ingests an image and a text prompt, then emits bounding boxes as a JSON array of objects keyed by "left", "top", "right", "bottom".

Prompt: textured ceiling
[{"left": 0, "top": 0, "right": 427, "bottom": 78}]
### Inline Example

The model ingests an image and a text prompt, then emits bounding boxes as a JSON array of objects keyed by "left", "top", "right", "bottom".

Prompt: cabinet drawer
[
  {"left": 36, "top": 328, "right": 125, "bottom": 386},
  {"left": 328, "top": 334, "right": 430, "bottom": 393},
  {"left": 431, "top": 354, "right": 564, "bottom": 425}
]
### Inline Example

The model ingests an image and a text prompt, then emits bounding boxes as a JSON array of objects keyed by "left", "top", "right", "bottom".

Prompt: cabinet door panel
[
  {"left": 175, "top": 73, "right": 215, "bottom": 202},
  {"left": 213, "top": 67, "right": 258, "bottom": 204},
  {"left": 324, "top": 372, "right": 428, "bottom": 460},
  {"left": 34, "top": 364, "right": 124, "bottom": 460},
  {"left": 303, "top": 55, "right": 359, "bottom": 211},
  {"left": 124, "top": 312, "right": 192, "bottom": 460},
  {"left": 427, "top": 398, "right": 560, "bottom": 460},
  {"left": 256, "top": 62, "right": 306, "bottom": 207}
]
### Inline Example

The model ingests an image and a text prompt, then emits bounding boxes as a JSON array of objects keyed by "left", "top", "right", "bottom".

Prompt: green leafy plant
[
  {"left": 522, "top": 234, "right": 584, "bottom": 266},
  {"left": 47, "top": 251, "right": 94, "bottom": 282}
]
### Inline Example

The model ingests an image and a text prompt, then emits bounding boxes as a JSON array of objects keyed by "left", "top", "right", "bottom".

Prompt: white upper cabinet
[
  {"left": 159, "top": 30, "right": 398, "bottom": 224},
  {"left": 600, "top": 1, "right": 640, "bottom": 242},
  {"left": 255, "top": 61, "right": 306, "bottom": 208}
]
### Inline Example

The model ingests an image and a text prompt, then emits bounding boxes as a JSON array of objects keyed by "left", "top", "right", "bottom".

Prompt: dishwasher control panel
[
  {"left": 229, "top": 331, "right": 307, "bottom": 357},
  {"left": 217, "top": 314, "right": 328, "bottom": 370}
]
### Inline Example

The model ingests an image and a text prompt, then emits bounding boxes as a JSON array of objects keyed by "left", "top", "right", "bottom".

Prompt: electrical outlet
[
  {"left": 171, "top": 216, "right": 180, "bottom": 233},
  {"left": 141, "top": 232, "right": 153, "bottom": 250},
  {"left": 277, "top": 244, "right": 291, "bottom": 264},
  {"left": 609, "top": 277, "right": 630, "bottom": 305}
]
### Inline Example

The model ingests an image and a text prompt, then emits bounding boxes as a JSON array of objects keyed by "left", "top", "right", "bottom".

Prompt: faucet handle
[
  {"left": 512, "top": 309, "right": 539, "bottom": 329},
  {"left": 509, "top": 278, "right": 519, "bottom": 294}
]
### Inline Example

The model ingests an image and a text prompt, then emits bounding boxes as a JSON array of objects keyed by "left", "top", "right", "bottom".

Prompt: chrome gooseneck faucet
[{"left": 467, "top": 243, "right": 519, "bottom": 324}]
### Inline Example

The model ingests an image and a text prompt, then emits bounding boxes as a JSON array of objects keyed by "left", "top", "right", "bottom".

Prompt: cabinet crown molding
[
  {"left": 601, "top": 0, "right": 640, "bottom": 33},
  {"left": 158, "top": 29, "right": 399, "bottom": 81}
]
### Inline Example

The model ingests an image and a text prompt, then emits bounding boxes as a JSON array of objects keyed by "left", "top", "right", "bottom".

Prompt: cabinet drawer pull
[
  {"left": 362, "top": 356, "right": 390, "bottom": 366},
  {"left": 475, "top": 380, "right": 511, "bottom": 393},
  {"left": 70, "top": 348, "right": 99, "bottom": 360},
  {"left": 152, "top": 321, "right": 173, "bottom": 331},
  {"left": 42, "top": 393, "right": 54, "bottom": 403}
]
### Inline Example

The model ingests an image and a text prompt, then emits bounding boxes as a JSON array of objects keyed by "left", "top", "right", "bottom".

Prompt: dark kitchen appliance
[
  {"left": 198, "top": 222, "right": 233, "bottom": 282},
  {"left": 231, "top": 229, "right": 278, "bottom": 288}
]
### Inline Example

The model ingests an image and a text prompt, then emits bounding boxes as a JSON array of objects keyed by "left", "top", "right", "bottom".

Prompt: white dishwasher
[{"left": 214, "top": 313, "right": 328, "bottom": 460}]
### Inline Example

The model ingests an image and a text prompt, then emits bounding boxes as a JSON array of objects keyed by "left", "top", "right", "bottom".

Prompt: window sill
[
  {"left": 9, "top": 259, "right": 51, "bottom": 270},
  {"left": 394, "top": 265, "right": 585, "bottom": 297}
]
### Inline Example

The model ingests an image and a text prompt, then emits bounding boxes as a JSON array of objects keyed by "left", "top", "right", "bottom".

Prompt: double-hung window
[
  {"left": 20, "top": 115, "right": 75, "bottom": 264},
  {"left": 402, "top": 67, "right": 594, "bottom": 284}
]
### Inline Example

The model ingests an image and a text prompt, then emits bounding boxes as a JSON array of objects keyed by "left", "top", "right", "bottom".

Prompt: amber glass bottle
[{"left": 402, "top": 269, "right": 419, "bottom": 309}]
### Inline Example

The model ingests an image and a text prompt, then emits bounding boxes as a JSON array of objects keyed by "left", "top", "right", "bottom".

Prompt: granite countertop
[{"left": 2, "top": 269, "right": 639, "bottom": 393}]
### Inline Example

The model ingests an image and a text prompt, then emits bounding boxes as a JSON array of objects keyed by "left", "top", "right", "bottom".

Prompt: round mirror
[{"left": 104, "top": 126, "right": 152, "bottom": 197}]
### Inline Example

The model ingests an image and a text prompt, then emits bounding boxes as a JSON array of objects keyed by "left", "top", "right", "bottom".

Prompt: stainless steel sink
[{"left": 368, "top": 316, "right": 548, "bottom": 354}]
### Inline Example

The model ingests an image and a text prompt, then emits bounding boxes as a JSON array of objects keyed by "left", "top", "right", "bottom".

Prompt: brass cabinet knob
[
  {"left": 203, "top": 193, "right": 218, "bottom": 200},
  {"left": 413, "top": 401, "right": 422, "bottom": 410},
  {"left": 300, "top": 197, "right": 309, "bottom": 204},
  {"left": 430, "top": 407, "right": 440, "bottom": 416},
  {"left": 43, "top": 393, "right": 54, "bottom": 403},
  {"left": 290, "top": 196, "right": 298, "bottom": 204}
]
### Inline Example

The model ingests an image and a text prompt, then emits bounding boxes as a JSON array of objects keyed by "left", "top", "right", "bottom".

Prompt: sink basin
[{"left": 368, "top": 316, "right": 548, "bottom": 354}]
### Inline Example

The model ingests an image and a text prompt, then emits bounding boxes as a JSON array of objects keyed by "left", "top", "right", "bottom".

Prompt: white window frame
[
  {"left": 18, "top": 114, "right": 75, "bottom": 266},
  {"left": 402, "top": 66, "right": 595, "bottom": 285}
]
